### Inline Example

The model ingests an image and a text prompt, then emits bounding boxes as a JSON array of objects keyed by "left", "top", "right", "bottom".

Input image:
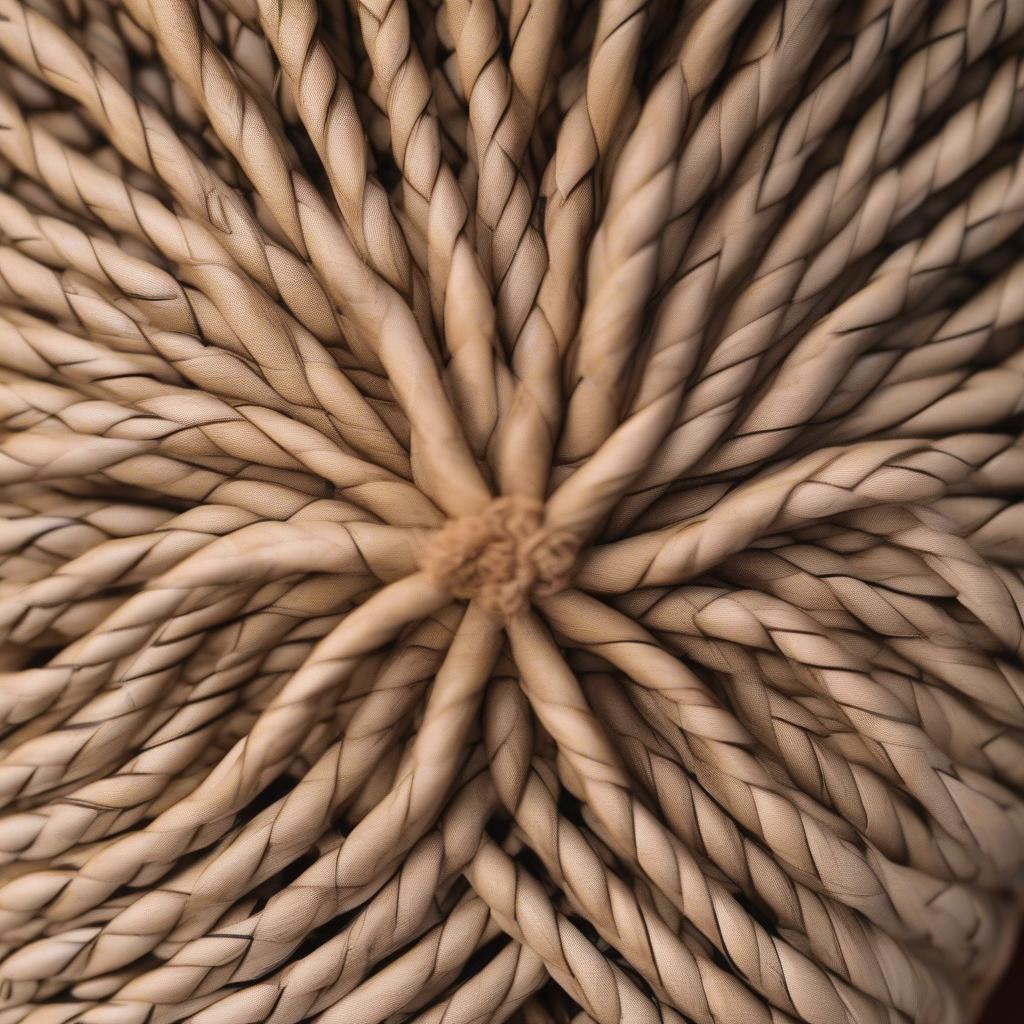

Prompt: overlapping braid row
[{"left": 0, "top": 0, "right": 1022, "bottom": 1021}]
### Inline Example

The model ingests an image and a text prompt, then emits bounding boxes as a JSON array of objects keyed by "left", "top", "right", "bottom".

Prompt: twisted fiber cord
[
  {"left": 557, "top": 0, "right": 837, "bottom": 466},
  {"left": 484, "top": 676, "right": 959, "bottom": 1022},
  {"left": 625, "top": 583, "right": 1024, "bottom": 868},
  {"left": 585, "top": 162, "right": 1024, "bottom": 548},
  {"left": 0, "top": 226, "right": 413, "bottom": 484},
  {"left": 542, "top": 591, "right": 1014, "bottom": 951},
  {"left": 504, "top": 610, "right": 923, "bottom": 1024},
  {"left": 481, "top": 0, "right": 652, "bottom": 498},
  {"left": 1, "top": 2, "right": 1024, "bottom": 1023},
  {"left": 790, "top": 256, "right": 1024, "bottom": 447},
  {"left": 577, "top": 669, "right": 996, "bottom": 977},
  {"left": 339, "top": 0, "right": 518, "bottom": 465},
  {"left": 441, "top": 0, "right": 547, "bottom": 339},
  {"left": 525, "top": 0, "right": 923, "bottom": 507},
  {"left": 0, "top": 605, "right": 463, "bottom": 970},
  {"left": 0, "top": 102, "right": 358, "bottom": 402},
  {"left": 0, "top": 2, "right": 490, "bottom": 517},
  {"left": 608, "top": 0, "right": 1024, "bottom": 530},
  {"left": 432, "top": 0, "right": 573, "bottom": 499}
]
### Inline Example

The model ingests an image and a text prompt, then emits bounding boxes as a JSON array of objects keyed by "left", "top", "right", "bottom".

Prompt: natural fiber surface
[{"left": 0, "top": 1, "right": 1022, "bottom": 1022}]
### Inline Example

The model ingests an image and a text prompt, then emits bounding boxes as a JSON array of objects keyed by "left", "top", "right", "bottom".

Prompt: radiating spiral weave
[{"left": 0, "top": 1, "right": 1023, "bottom": 1022}]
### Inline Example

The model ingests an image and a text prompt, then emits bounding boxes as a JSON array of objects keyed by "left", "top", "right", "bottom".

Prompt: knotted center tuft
[{"left": 420, "top": 496, "right": 579, "bottom": 616}]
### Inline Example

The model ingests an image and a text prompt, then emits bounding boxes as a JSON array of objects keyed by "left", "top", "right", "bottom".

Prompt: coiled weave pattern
[{"left": 0, "top": 1, "right": 1022, "bottom": 1022}]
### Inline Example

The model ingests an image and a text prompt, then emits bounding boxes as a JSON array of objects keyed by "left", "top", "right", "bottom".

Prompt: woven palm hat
[{"left": 0, "top": 2, "right": 1023, "bottom": 1023}]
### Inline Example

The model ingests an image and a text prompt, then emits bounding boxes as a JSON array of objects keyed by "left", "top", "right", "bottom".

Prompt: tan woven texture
[{"left": 0, "top": 0, "right": 1022, "bottom": 1021}]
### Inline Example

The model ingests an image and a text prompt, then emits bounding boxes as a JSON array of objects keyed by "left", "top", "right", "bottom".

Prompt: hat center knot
[{"left": 420, "top": 496, "right": 579, "bottom": 616}]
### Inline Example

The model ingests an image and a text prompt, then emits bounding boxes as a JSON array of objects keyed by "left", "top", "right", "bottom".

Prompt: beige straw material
[{"left": 0, "top": 0, "right": 1023, "bottom": 1021}]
